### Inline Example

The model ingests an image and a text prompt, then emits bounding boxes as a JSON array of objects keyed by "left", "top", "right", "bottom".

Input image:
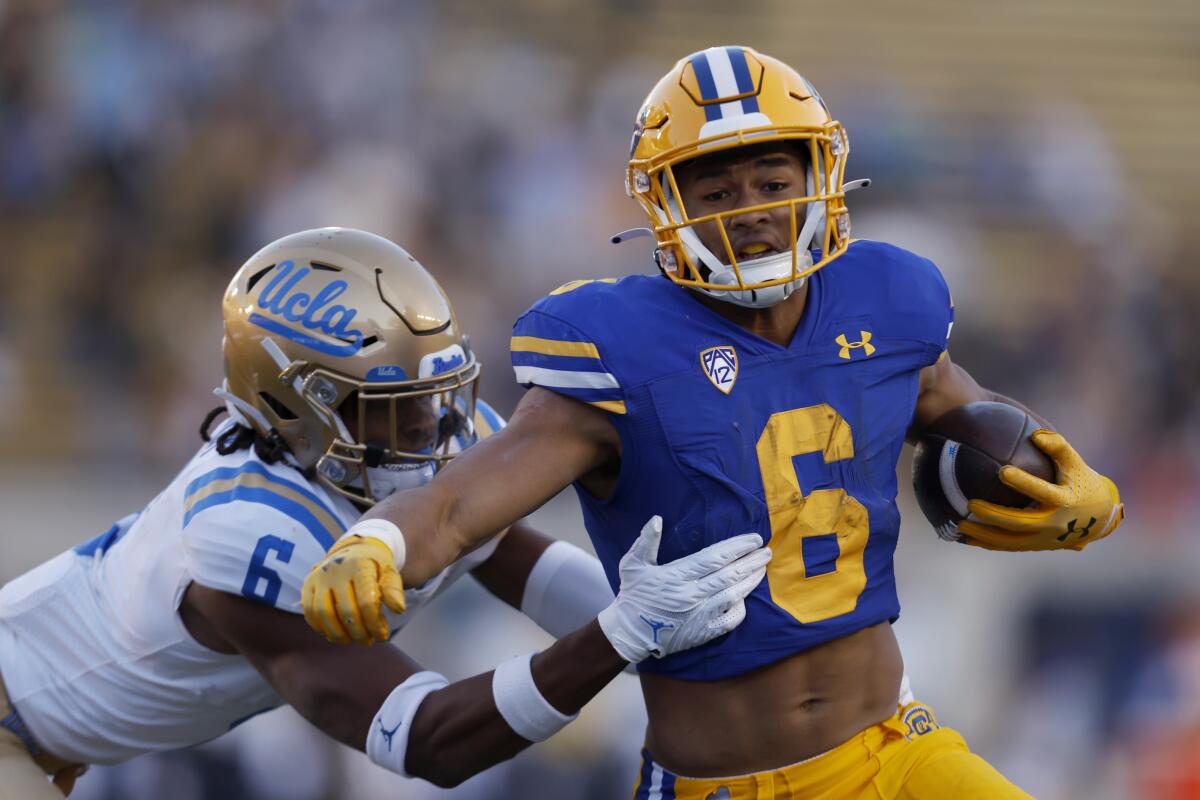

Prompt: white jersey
[{"left": 0, "top": 401, "right": 508, "bottom": 765}]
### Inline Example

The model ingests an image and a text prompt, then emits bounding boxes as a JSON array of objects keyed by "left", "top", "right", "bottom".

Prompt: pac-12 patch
[{"left": 700, "top": 345, "right": 738, "bottom": 394}]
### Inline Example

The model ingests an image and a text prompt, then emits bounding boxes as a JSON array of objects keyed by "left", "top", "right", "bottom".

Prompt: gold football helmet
[
  {"left": 625, "top": 46, "right": 863, "bottom": 307},
  {"left": 221, "top": 227, "right": 480, "bottom": 505}
]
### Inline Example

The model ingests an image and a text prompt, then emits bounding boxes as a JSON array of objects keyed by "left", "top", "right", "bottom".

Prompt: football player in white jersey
[{"left": 0, "top": 228, "right": 770, "bottom": 799}]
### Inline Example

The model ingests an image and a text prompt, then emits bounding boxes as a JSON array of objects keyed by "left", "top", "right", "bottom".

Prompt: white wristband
[
  {"left": 366, "top": 670, "right": 449, "bottom": 778},
  {"left": 520, "top": 541, "right": 615, "bottom": 639},
  {"left": 342, "top": 518, "right": 407, "bottom": 571},
  {"left": 491, "top": 652, "right": 577, "bottom": 742}
]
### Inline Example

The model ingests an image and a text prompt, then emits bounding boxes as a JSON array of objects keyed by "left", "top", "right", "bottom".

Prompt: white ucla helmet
[{"left": 221, "top": 227, "right": 480, "bottom": 505}]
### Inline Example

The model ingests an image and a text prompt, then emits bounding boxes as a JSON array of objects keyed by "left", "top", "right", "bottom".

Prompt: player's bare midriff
[{"left": 639, "top": 621, "right": 904, "bottom": 777}]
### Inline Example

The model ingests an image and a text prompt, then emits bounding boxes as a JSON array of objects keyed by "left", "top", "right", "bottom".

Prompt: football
[{"left": 912, "top": 401, "right": 1057, "bottom": 542}]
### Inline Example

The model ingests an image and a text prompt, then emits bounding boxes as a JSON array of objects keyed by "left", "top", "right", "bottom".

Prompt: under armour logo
[
  {"left": 639, "top": 614, "right": 675, "bottom": 644},
  {"left": 1059, "top": 517, "right": 1097, "bottom": 543},
  {"left": 706, "top": 788, "right": 731, "bottom": 800},
  {"left": 378, "top": 719, "right": 402, "bottom": 752},
  {"left": 836, "top": 331, "right": 876, "bottom": 360}
]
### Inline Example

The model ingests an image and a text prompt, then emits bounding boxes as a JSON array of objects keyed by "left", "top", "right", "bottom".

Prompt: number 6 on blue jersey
[{"left": 757, "top": 404, "right": 869, "bottom": 623}]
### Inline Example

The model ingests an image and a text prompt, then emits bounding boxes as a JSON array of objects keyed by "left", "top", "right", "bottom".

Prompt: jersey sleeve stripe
[
  {"left": 509, "top": 381, "right": 627, "bottom": 414},
  {"left": 183, "top": 483, "right": 340, "bottom": 549},
  {"left": 183, "top": 465, "right": 346, "bottom": 547},
  {"left": 510, "top": 335, "right": 601, "bottom": 360},
  {"left": 511, "top": 350, "right": 608, "bottom": 374},
  {"left": 513, "top": 365, "right": 619, "bottom": 390},
  {"left": 589, "top": 399, "right": 627, "bottom": 415},
  {"left": 185, "top": 462, "right": 341, "bottom": 524}
]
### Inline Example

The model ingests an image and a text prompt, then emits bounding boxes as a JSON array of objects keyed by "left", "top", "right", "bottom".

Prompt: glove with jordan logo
[
  {"left": 958, "top": 430, "right": 1124, "bottom": 552},
  {"left": 597, "top": 516, "right": 771, "bottom": 663}
]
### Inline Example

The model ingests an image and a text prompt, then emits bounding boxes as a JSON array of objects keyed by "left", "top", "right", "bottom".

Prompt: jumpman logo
[
  {"left": 378, "top": 718, "right": 402, "bottom": 752},
  {"left": 639, "top": 614, "right": 675, "bottom": 644}
]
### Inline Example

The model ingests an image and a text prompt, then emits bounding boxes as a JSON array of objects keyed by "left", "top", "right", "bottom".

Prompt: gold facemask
[{"left": 627, "top": 46, "right": 859, "bottom": 307}]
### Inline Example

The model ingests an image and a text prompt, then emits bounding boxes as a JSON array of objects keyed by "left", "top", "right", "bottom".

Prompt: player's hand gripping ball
[
  {"left": 302, "top": 535, "right": 406, "bottom": 645},
  {"left": 912, "top": 402, "right": 1124, "bottom": 551}
]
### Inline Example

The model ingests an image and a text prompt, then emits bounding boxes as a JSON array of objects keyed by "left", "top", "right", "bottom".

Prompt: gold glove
[
  {"left": 301, "top": 536, "right": 406, "bottom": 644},
  {"left": 957, "top": 430, "right": 1124, "bottom": 552}
]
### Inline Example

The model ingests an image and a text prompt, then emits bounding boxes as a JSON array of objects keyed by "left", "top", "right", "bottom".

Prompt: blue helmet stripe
[
  {"left": 726, "top": 46, "right": 755, "bottom": 93},
  {"left": 725, "top": 46, "right": 760, "bottom": 114},
  {"left": 688, "top": 53, "right": 723, "bottom": 121}
]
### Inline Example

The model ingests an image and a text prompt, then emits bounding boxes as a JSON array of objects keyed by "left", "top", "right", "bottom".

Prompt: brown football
[{"left": 912, "top": 401, "right": 1057, "bottom": 542}]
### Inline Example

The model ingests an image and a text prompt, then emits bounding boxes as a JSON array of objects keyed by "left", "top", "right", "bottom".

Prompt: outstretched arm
[
  {"left": 372, "top": 387, "right": 619, "bottom": 586},
  {"left": 303, "top": 387, "right": 619, "bottom": 645},
  {"left": 183, "top": 583, "right": 620, "bottom": 787},
  {"left": 185, "top": 515, "right": 769, "bottom": 787}
]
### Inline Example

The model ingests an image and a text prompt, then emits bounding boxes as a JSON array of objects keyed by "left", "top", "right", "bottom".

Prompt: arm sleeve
[
  {"left": 511, "top": 309, "right": 626, "bottom": 415},
  {"left": 181, "top": 487, "right": 344, "bottom": 614},
  {"left": 519, "top": 540, "right": 615, "bottom": 639}
]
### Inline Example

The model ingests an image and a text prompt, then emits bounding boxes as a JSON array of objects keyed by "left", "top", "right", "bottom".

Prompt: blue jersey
[{"left": 511, "top": 240, "right": 954, "bottom": 681}]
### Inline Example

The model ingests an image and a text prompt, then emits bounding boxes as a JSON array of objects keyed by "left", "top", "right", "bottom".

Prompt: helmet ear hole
[
  {"left": 245, "top": 264, "right": 275, "bottom": 292},
  {"left": 258, "top": 391, "right": 298, "bottom": 421}
]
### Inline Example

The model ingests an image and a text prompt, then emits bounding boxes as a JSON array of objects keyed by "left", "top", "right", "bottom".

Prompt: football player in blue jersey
[
  {"left": 303, "top": 49, "right": 1125, "bottom": 799},
  {"left": 0, "top": 228, "right": 769, "bottom": 799}
]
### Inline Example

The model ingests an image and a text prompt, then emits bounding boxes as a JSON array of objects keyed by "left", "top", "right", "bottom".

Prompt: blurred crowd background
[{"left": 0, "top": 0, "right": 1197, "bottom": 798}]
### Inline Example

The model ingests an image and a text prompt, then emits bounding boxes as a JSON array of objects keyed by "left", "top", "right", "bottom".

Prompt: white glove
[{"left": 597, "top": 516, "right": 770, "bottom": 664}]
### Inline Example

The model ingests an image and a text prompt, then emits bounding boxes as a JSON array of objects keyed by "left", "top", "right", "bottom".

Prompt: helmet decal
[
  {"left": 419, "top": 344, "right": 467, "bottom": 379},
  {"left": 250, "top": 260, "right": 365, "bottom": 356},
  {"left": 682, "top": 46, "right": 762, "bottom": 121},
  {"left": 365, "top": 364, "right": 408, "bottom": 382},
  {"left": 223, "top": 228, "right": 480, "bottom": 505}
]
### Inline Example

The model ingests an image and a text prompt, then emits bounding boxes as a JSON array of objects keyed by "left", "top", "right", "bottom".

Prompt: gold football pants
[
  {"left": 632, "top": 701, "right": 1034, "bottom": 800},
  {"left": 0, "top": 673, "right": 82, "bottom": 799}
]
